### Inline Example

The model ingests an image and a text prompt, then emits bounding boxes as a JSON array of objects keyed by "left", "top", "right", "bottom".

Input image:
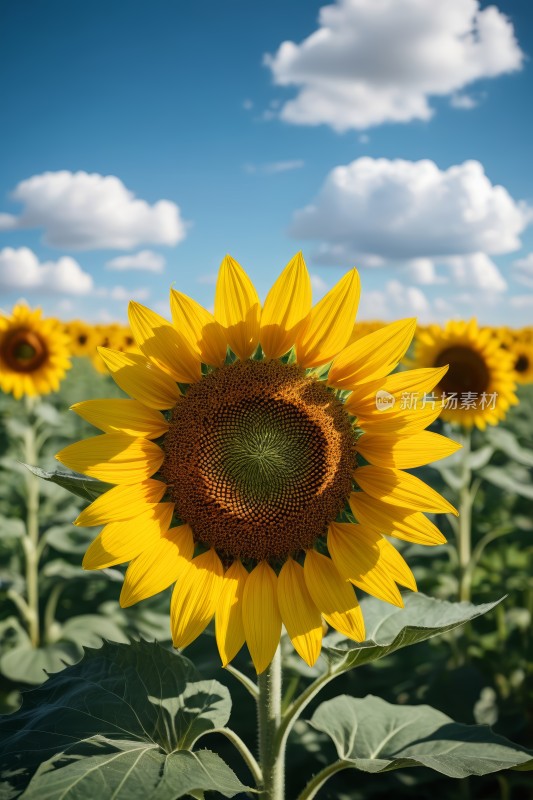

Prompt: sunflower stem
[
  {"left": 257, "top": 647, "right": 284, "bottom": 800},
  {"left": 458, "top": 429, "right": 473, "bottom": 604},
  {"left": 296, "top": 760, "right": 349, "bottom": 800},
  {"left": 23, "top": 396, "right": 41, "bottom": 647}
]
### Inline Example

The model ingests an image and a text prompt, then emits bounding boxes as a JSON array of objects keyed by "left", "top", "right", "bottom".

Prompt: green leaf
[
  {"left": 309, "top": 695, "right": 533, "bottom": 777},
  {"left": 41, "top": 560, "right": 123, "bottom": 583},
  {"left": 0, "top": 640, "right": 238, "bottom": 797},
  {"left": 322, "top": 592, "right": 501, "bottom": 674},
  {"left": 0, "top": 515, "right": 25, "bottom": 539},
  {"left": 22, "top": 740, "right": 249, "bottom": 800},
  {"left": 479, "top": 465, "right": 533, "bottom": 500},
  {"left": 0, "top": 641, "right": 82, "bottom": 685},
  {"left": 42, "top": 524, "right": 93, "bottom": 554},
  {"left": 24, "top": 465, "right": 113, "bottom": 502},
  {"left": 486, "top": 427, "right": 533, "bottom": 467}
]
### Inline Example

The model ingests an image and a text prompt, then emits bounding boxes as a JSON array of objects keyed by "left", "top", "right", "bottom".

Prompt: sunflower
[
  {"left": 91, "top": 324, "right": 140, "bottom": 373},
  {"left": 0, "top": 304, "right": 71, "bottom": 399},
  {"left": 63, "top": 320, "right": 97, "bottom": 358},
  {"left": 56, "top": 254, "right": 460, "bottom": 673},
  {"left": 506, "top": 332, "right": 533, "bottom": 384},
  {"left": 414, "top": 319, "right": 517, "bottom": 430}
]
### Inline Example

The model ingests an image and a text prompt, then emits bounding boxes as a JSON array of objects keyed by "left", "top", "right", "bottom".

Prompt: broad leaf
[
  {"left": 479, "top": 465, "right": 533, "bottom": 500},
  {"left": 321, "top": 592, "right": 501, "bottom": 674},
  {"left": 25, "top": 465, "right": 113, "bottom": 502},
  {"left": 22, "top": 740, "right": 248, "bottom": 800},
  {"left": 485, "top": 427, "right": 533, "bottom": 467},
  {"left": 309, "top": 695, "right": 533, "bottom": 777},
  {"left": 0, "top": 640, "right": 239, "bottom": 798}
]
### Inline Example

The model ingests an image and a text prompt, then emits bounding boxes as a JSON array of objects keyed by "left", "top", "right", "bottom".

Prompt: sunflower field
[{"left": 0, "top": 257, "right": 532, "bottom": 800}]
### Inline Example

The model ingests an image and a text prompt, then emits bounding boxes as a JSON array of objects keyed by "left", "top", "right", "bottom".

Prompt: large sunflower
[
  {"left": 57, "top": 254, "right": 460, "bottom": 673},
  {"left": 0, "top": 304, "right": 71, "bottom": 399},
  {"left": 414, "top": 320, "right": 517, "bottom": 430}
]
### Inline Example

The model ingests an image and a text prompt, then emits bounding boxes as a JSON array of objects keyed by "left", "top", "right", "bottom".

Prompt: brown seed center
[
  {"left": 162, "top": 360, "right": 356, "bottom": 562},
  {"left": 434, "top": 345, "right": 490, "bottom": 395},
  {"left": 1, "top": 328, "right": 48, "bottom": 373}
]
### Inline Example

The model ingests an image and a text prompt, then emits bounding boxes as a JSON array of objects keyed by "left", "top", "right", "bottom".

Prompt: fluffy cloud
[
  {"left": 0, "top": 247, "right": 93, "bottom": 295},
  {"left": 361, "top": 280, "right": 430, "bottom": 320},
  {"left": 106, "top": 250, "right": 166, "bottom": 273},
  {"left": 0, "top": 171, "right": 187, "bottom": 250},
  {"left": 265, "top": 0, "right": 523, "bottom": 131},
  {"left": 290, "top": 159, "right": 530, "bottom": 278},
  {"left": 244, "top": 160, "right": 305, "bottom": 175},
  {"left": 446, "top": 253, "right": 507, "bottom": 292},
  {"left": 512, "top": 253, "right": 533, "bottom": 288}
]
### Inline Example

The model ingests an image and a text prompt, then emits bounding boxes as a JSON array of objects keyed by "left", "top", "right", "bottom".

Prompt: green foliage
[
  {"left": 0, "top": 640, "right": 249, "bottom": 799},
  {"left": 309, "top": 695, "right": 533, "bottom": 777}
]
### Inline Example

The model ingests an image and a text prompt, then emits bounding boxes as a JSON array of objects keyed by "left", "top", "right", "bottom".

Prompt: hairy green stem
[
  {"left": 458, "top": 429, "right": 473, "bottom": 603},
  {"left": 192, "top": 727, "right": 262, "bottom": 788},
  {"left": 23, "top": 398, "right": 40, "bottom": 647},
  {"left": 275, "top": 668, "right": 335, "bottom": 756},
  {"left": 226, "top": 663, "right": 259, "bottom": 700},
  {"left": 297, "top": 760, "right": 349, "bottom": 800},
  {"left": 257, "top": 648, "right": 284, "bottom": 800}
]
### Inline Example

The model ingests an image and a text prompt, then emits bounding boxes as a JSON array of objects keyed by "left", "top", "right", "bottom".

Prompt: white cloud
[
  {"left": 359, "top": 279, "right": 430, "bottom": 320},
  {"left": 244, "top": 160, "right": 304, "bottom": 175},
  {"left": 0, "top": 246, "right": 93, "bottom": 295},
  {"left": 404, "top": 258, "right": 445, "bottom": 285},
  {"left": 291, "top": 158, "right": 530, "bottom": 265},
  {"left": 450, "top": 93, "right": 478, "bottom": 109},
  {"left": 509, "top": 294, "right": 533, "bottom": 308},
  {"left": 265, "top": 0, "right": 523, "bottom": 131},
  {"left": 310, "top": 273, "right": 329, "bottom": 296},
  {"left": 0, "top": 171, "right": 187, "bottom": 250},
  {"left": 196, "top": 274, "right": 217, "bottom": 285},
  {"left": 243, "top": 99, "right": 254, "bottom": 110},
  {"left": 94, "top": 285, "right": 150, "bottom": 302},
  {"left": 106, "top": 250, "right": 166, "bottom": 273},
  {"left": 446, "top": 253, "right": 507, "bottom": 292},
  {"left": 512, "top": 253, "right": 533, "bottom": 288}
]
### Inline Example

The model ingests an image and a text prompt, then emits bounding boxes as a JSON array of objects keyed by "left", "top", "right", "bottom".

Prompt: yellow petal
[
  {"left": 56, "top": 433, "right": 164, "bottom": 484},
  {"left": 242, "top": 561, "right": 282, "bottom": 674},
  {"left": 214, "top": 255, "right": 261, "bottom": 360},
  {"left": 82, "top": 502, "right": 175, "bottom": 569},
  {"left": 355, "top": 466, "right": 458, "bottom": 515},
  {"left": 303, "top": 549, "right": 365, "bottom": 642},
  {"left": 170, "top": 290, "right": 227, "bottom": 367},
  {"left": 277, "top": 557, "right": 322, "bottom": 667},
  {"left": 98, "top": 347, "right": 180, "bottom": 410},
  {"left": 360, "top": 405, "right": 442, "bottom": 436},
  {"left": 75, "top": 479, "right": 167, "bottom": 526},
  {"left": 356, "top": 431, "right": 462, "bottom": 469},
  {"left": 215, "top": 560, "right": 248, "bottom": 667},
  {"left": 260, "top": 253, "right": 312, "bottom": 359},
  {"left": 128, "top": 301, "right": 201, "bottom": 383},
  {"left": 328, "top": 318, "right": 417, "bottom": 389},
  {"left": 171, "top": 549, "right": 224, "bottom": 650},
  {"left": 120, "top": 524, "right": 194, "bottom": 607},
  {"left": 346, "top": 366, "right": 448, "bottom": 419},
  {"left": 71, "top": 399, "right": 169, "bottom": 439},
  {"left": 349, "top": 492, "right": 446, "bottom": 545},
  {"left": 328, "top": 522, "right": 415, "bottom": 606},
  {"left": 295, "top": 268, "right": 360, "bottom": 368}
]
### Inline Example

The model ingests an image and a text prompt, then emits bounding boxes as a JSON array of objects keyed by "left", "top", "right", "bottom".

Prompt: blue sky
[{"left": 1, "top": 0, "right": 532, "bottom": 325}]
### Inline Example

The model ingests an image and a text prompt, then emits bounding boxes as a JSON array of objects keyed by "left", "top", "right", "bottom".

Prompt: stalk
[
  {"left": 23, "top": 397, "right": 41, "bottom": 647},
  {"left": 257, "top": 647, "right": 284, "bottom": 800},
  {"left": 458, "top": 428, "right": 473, "bottom": 603}
]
